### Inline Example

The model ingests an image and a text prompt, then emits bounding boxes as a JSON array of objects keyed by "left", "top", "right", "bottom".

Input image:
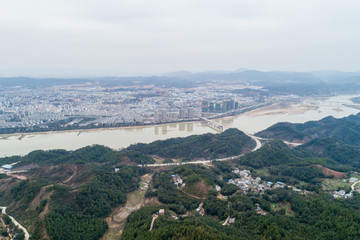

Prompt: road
[
  {"left": 138, "top": 132, "right": 262, "bottom": 167},
  {"left": 351, "top": 180, "right": 360, "bottom": 191},
  {"left": 149, "top": 214, "right": 158, "bottom": 231},
  {"left": 138, "top": 130, "right": 304, "bottom": 168},
  {"left": 0, "top": 206, "right": 30, "bottom": 240}
]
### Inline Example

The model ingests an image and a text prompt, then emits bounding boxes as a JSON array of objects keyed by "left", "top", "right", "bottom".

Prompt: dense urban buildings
[{"left": 0, "top": 81, "right": 285, "bottom": 132}]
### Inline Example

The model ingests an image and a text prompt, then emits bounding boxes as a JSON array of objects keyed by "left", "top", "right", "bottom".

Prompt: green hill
[
  {"left": 296, "top": 138, "right": 360, "bottom": 168},
  {"left": 0, "top": 146, "right": 149, "bottom": 240},
  {"left": 256, "top": 113, "right": 360, "bottom": 146},
  {"left": 128, "top": 128, "right": 256, "bottom": 159},
  {"left": 2, "top": 121, "right": 360, "bottom": 240}
]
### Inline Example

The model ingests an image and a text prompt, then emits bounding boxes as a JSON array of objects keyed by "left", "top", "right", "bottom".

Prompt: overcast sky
[{"left": 0, "top": 0, "right": 359, "bottom": 77}]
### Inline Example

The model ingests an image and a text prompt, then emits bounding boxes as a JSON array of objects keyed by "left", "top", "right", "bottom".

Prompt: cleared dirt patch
[
  {"left": 12, "top": 163, "right": 39, "bottom": 171},
  {"left": 101, "top": 174, "right": 153, "bottom": 240},
  {"left": 316, "top": 165, "right": 347, "bottom": 178},
  {"left": 63, "top": 165, "right": 78, "bottom": 184},
  {"left": 26, "top": 164, "right": 91, "bottom": 187},
  {"left": 183, "top": 179, "right": 210, "bottom": 200},
  {"left": 30, "top": 185, "right": 54, "bottom": 210},
  {"left": 144, "top": 197, "right": 162, "bottom": 206},
  {"left": 0, "top": 178, "right": 19, "bottom": 193},
  {"left": 7, "top": 174, "right": 27, "bottom": 180},
  {"left": 192, "top": 180, "right": 210, "bottom": 199}
]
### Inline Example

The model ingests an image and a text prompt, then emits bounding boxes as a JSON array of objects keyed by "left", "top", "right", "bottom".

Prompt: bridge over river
[{"left": 200, "top": 117, "right": 224, "bottom": 132}]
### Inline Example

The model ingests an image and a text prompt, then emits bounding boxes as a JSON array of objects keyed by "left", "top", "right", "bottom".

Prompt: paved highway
[
  {"left": 137, "top": 130, "right": 304, "bottom": 168},
  {"left": 0, "top": 206, "right": 30, "bottom": 240},
  {"left": 138, "top": 132, "right": 262, "bottom": 167}
]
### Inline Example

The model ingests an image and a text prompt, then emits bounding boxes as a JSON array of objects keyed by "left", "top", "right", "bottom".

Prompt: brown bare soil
[
  {"left": 101, "top": 174, "right": 153, "bottom": 240},
  {"left": 7, "top": 174, "right": 27, "bottom": 180},
  {"left": 0, "top": 178, "right": 19, "bottom": 193},
  {"left": 316, "top": 165, "right": 347, "bottom": 178},
  {"left": 116, "top": 156, "right": 136, "bottom": 165},
  {"left": 63, "top": 165, "right": 78, "bottom": 184},
  {"left": 12, "top": 163, "right": 39, "bottom": 171},
  {"left": 183, "top": 179, "right": 210, "bottom": 200},
  {"left": 151, "top": 155, "right": 165, "bottom": 164},
  {"left": 26, "top": 164, "right": 91, "bottom": 187},
  {"left": 30, "top": 185, "right": 54, "bottom": 210},
  {"left": 193, "top": 180, "right": 209, "bottom": 199},
  {"left": 39, "top": 201, "right": 50, "bottom": 219},
  {"left": 144, "top": 197, "right": 162, "bottom": 206}
]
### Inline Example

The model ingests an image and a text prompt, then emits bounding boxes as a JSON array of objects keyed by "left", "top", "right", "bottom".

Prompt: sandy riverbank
[
  {"left": 244, "top": 101, "right": 319, "bottom": 117},
  {"left": 0, "top": 95, "right": 341, "bottom": 140}
]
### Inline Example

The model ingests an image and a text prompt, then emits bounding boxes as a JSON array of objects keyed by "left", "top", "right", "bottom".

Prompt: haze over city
[{"left": 1, "top": 0, "right": 360, "bottom": 77}]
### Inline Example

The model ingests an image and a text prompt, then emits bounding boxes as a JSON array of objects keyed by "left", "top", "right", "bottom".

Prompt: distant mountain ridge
[{"left": 1, "top": 69, "right": 360, "bottom": 90}]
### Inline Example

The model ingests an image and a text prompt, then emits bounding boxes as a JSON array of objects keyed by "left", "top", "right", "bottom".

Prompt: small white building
[{"left": 1, "top": 164, "right": 12, "bottom": 170}]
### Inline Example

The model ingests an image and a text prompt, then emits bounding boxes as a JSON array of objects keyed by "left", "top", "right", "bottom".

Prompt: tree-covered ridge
[
  {"left": 122, "top": 207, "right": 253, "bottom": 240},
  {"left": 256, "top": 113, "right": 360, "bottom": 146},
  {"left": 3, "top": 165, "right": 145, "bottom": 240},
  {"left": 128, "top": 128, "right": 256, "bottom": 159},
  {"left": 0, "top": 145, "right": 155, "bottom": 167},
  {"left": 0, "top": 145, "right": 147, "bottom": 240},
  {"left": 2, "top": 119, "right": 360, "bottom": 239},
  {"left": 296, "top": 138, "right": 360, "bottom": 168},
  {"left": 239, "top": 140, "right": 310, "bottom": 168},
  {"left": 241, "top": 136, "right": 360, "bottom": 172},
  {"left": 237, "top": 139, "right": 357, "bottom": 191}
]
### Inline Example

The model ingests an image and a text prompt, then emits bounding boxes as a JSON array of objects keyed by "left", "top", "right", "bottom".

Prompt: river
[{"left": 0, "top": 94, "right": 359, "bottom": 158}]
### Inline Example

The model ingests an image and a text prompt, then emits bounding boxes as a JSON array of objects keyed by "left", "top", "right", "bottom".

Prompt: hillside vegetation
[
  {"left": 256, "top": 113, "right": 360, "bottom": 146},
  {"left": 0, "top": 145, "right": 149, "bottom": 240},
  {"left": 128, "top": 128, "right": 255, "bottom": 159},
  {"left": 1, "top": 116, "right": 360, "bottom": 239},
  {"left": 123, "top": 164, "right": 360, "bottom": 240}
]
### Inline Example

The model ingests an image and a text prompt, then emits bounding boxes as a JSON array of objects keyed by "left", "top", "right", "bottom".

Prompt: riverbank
[
  {"left": 0, "top": 119, "right": 202, "bottom": 139},
  {"left": 0, "top": 101, "right": 290, "bottom": 139},
  {"left": 0, "top": 104, "right": 269, "bottom": 139},
  {"left": 244, "top": 101, "right": 319, "bottom": 117},
  {"left": 0, "top": 94, "right": 359, "bottom": 158}
]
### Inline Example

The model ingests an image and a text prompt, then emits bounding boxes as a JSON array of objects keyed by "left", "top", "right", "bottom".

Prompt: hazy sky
[{"left": 0, "top": 0, "right": 359, "bottom": 76}]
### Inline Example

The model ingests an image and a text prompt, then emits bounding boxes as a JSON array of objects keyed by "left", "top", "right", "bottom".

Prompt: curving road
[
  {"left": 138, "top": 132, "right": 262, "bottom": 167},
  {"left": 351, "top": 180, "right": 360, "bottom": 191},
  {"left": 0, "top": 206, "right": 30, "bottom": 240},
  {"left": 137, "top": 130, "right": 305, "bottom": 168}
]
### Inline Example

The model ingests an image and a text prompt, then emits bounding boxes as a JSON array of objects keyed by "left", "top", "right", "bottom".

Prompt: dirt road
[{"left": 0, "top": 207, "right": 30, "bottom": 240}]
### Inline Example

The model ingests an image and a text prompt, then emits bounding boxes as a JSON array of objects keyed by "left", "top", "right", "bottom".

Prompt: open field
[
  {"left": 271, "top": 202, "right": 295, "bottom": 217},
  {"left": 254, "top": 168, "right": 270, "bottom": 177},
  {"left": 322, "top": 178, "right": 350, "bottom": 191}
]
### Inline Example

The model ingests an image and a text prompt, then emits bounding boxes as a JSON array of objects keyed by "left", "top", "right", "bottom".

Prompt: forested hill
[
  {"left": 256, "top": 113, "right": 360, "bottom": 146},
  {"left": 296, "top": 138, "right": 360, "bottom": 168},
  {"left": 127, "top": 128, "right": 256, "bottom": 159},
  {"left": 0, "top": 145, "right": 152, "bottom": 240},
  {"left": 0, "top": 145, "right": 155, "bottom": 167},
  {"left": 2, "top": 124, "right": 360, "bottom": 239}
]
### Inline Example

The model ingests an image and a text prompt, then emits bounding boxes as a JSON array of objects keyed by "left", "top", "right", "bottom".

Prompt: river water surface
[{"left": 0, "top": 94, "right": 359, "bottom": 157}]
